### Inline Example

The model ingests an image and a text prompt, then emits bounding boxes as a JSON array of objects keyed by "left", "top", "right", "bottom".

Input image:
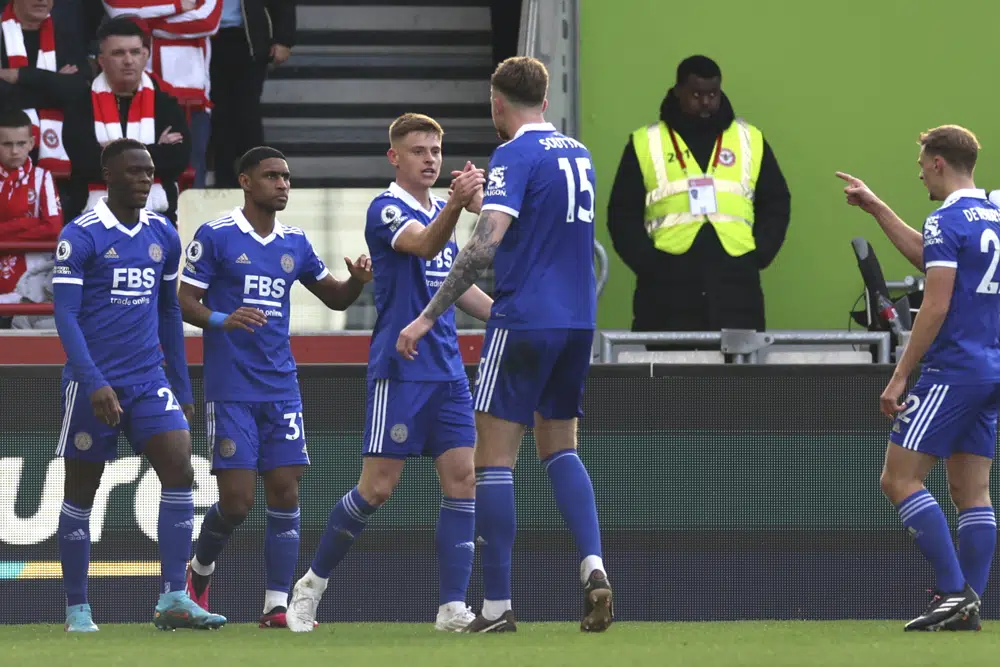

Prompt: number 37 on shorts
[{"left": 889, "top": 379, "right": 1000, "bottom": 459}]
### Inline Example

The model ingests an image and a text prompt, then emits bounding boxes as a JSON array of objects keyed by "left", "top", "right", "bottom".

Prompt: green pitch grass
[{"left": 3, "top": 621, "right": 998, "bottom": 667}]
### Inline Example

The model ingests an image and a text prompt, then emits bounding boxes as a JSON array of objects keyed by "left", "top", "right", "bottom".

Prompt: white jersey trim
[
  {"left": 390, "top": 218, "right": 419, "bottom": 250},
  {"left": 482, "top": 203, "right": 519, "bottom": 219},
  {"left": 180, "top": 275, "right": 209, "bottom": 289}
]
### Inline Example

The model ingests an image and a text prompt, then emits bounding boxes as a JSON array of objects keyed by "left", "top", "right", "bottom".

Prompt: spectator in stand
[
  {"left": 102, "top": 1, "right": 222, "bottom": 188},
  {"left": 211, "top": 0, "right": 295, "bottom": 188},
  {"left": 61, "top": 17, "right": 190, "bottom": 224},
  {"left": 0, "top": 0, "right": 91, "bottom": 213},
  {"left": 0, "top": 109, "right": 63, "bottom": 330}
]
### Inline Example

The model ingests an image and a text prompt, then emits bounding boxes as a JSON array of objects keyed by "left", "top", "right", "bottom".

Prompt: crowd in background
[{"left": 0, "top": 0, "right": 295, "bottom": 328}]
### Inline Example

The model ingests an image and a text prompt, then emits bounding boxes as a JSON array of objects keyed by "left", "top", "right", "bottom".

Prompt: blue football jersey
[
  {"left": 52, "top": 199, "right": 182, "bottom": 389},
  {"left": 181, "top": 208, "right": 328, "bottom": 402},
  {"left": 365, "top": 182, "right": 464, "bottom": 382},
  {"left": 481, "top": 122, "right": 597, "bottom": 330},
  {"left": 921, "top": 188, "right": 1000, "bottom": 383}
]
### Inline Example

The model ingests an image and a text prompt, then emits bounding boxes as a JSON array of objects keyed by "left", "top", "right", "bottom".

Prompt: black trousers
[{"left": 210, "top": 28, "right": 268, "bottom": 188}]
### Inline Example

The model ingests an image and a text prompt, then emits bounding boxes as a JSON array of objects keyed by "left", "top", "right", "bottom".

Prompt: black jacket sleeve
[
  {"left": 267, "top": 0, "right": 297, "bottom": 48},
  {"left": 15, "top": 68, "right": 91, "bottom": 109},
  {"left": 146, "top": 92, "right": 192, "bottom": 182},
  {"left": 61, "top": 93, "right": 103, "bottom": 183},
  {"left": 751, "top": 139, "right": 791, "bottom": 269},
  {"left": 606, "top": 138, "right": 663, "bottom": 279}
]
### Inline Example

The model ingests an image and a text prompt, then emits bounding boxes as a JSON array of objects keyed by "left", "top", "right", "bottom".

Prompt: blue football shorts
[
  {"left": 56, "top": 377, "right": 189, "bottom": 460},
  {"left": 473, "top": 327, "right": 594, "bottom": 426},
  {"left": 206, "top": 398, "right": 310, "bottom": 473},
  {"left": 889, "top": 376, "right": 1000, "bottom": 459},
  {"left": 362, "top": 377, "right": 475, "bottom": 459}
]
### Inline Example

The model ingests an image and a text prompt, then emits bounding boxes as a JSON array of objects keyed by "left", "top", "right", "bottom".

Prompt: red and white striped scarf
[
  {"left": 0, "top": 5, "right": 71, "bottom": 176},
  {"left": 86, "top": 71, "right": 169, "bottom": 213},
  {"left": 0, "top": 158, "right": 35, "bottom": 215},
  {"left": 103, "top": 1, "right": 222, "bottom": 110}
]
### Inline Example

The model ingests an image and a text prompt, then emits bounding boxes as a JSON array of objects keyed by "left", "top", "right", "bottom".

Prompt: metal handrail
[
  {"left": 594, "top": 239, "right": 609, "bottom": 298},
  {"left": 598, "top": 329, "right": 893, "bottom": 364}
]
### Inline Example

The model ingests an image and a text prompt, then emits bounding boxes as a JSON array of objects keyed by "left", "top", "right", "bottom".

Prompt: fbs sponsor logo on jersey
[
  {"left": 243, "top": 275, "right": 286, "bottom": 318},
  {"left": 924, "top": 215, "right": 943, "bottom": 246},
  {"left": 486, "top": 166, "right": 507, "bottom": 198},
  {"left": 111, "top": 268, "right": 155, "bottom": 306},
  {"left": 0, "top": 455, "right": 218, "bottom": 547}
]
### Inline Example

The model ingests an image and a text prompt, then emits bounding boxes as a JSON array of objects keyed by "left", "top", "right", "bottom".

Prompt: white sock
[
  {"left": 437, "top": 601, "right": 466, "bottom": 617},
  {"left": 263, "top": 590, "right": 288, "bottom": 614},
  {"left": 302, "top": 568, "right": 328, "bottom": 589},
  {"left": 580, "top": 555, "right": 606, "bottom": 585},
  {"left": 190, "top": 555, "right": 215, "bottom": 576},
  {"left": 482, "top": 599, "right": 511, "bottom": 621}
]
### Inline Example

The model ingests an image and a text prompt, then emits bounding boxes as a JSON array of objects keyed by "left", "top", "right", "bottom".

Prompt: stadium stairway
[{"left": 261, "top": 0, "right": 500, "bottom": 189}]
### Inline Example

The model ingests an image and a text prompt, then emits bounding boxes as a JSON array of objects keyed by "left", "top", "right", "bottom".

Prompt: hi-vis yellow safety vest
[{"left": 631, "top": 118, "right": 763, "bottom": 256}]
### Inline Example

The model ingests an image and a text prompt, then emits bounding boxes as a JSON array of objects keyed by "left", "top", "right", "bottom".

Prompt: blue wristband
[{"left": 207, "top": 312, "right": 227, "bottom": 329}]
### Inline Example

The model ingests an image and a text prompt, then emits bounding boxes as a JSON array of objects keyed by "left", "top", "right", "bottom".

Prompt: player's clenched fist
[
  {"left": 90, "top": 385, "right": 123, "bottom": 426},
  {"left": 344, "top": 254, "right": 373, "bottom": 284},
  {"left": 224, "top": 306, "right": 268, "bottom": 333},
  {"left": 836, "top": 171, "right": 884, "bottom": 214}
]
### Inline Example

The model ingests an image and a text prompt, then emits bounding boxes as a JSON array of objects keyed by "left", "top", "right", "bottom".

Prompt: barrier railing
[
  {"left": 597, "top": 329, "right": 894, "bottom": 364},
  {"left": 0, "top": 241, "right": 55, "bottom": 318}
]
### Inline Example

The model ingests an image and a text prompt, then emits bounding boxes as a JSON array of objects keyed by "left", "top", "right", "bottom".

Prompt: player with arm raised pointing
[
  {"left": 52, "top": 138, "right": 225, "bottom": 632},
  {"left": 286, "top": 113, "right": 490, "bottom": 633},
  {"left": 397, "top": 58, "right": 613, "bottom": 633},
  {"left": 179, "top": 147, "right": 372, "bottom": 628},
  {"left": 837, "top": 125, "right": 1000, "bottom": 631}
]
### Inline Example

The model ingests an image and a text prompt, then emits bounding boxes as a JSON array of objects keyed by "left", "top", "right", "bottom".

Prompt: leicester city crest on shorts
[
  {"left": 219, "top": 438, "right": 236, "bottom": 458},
  {"left": 281, "top": 254, "right": 295, "bottom": 274},
  {"left": 148, "top": 243, "right": 163, "bottom": 263},
  {"left": 390, "top": 424, "right": 408, "bottom": 443},
  {"left": 56, "top": 239, "right": 72, "bottom": 261},
  {"left": 74, "top": 432, "right": 93, "bottom": 451}
]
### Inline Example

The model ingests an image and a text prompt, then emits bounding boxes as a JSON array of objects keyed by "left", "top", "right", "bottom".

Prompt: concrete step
[
  {"left": 296, "top": 4, "right": 490, "bottom": 31},
  {"left": 262, "top": 78, "right": 490, "bottom": 105}
]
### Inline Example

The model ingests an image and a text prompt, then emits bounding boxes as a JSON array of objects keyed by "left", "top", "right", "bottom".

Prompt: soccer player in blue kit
[
  {"left": 286, "top": 113, "right": 491, "bottom": 632},
  {"left": 52, "top": 139, "right": 226, "bottom": 632},
  {"left": 397, "top": 57, "right": 614, "bottom": 633},
  {"left": 838, "top": 125, "right": 1000, "bottom": 631},
  {"left": 178, "top": 147, "right": 372, "bottom": 627}
]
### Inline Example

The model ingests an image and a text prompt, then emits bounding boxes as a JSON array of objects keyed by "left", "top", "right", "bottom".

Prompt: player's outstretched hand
[
  {"left": 836, "top": 171, "right": 883, "bottom": 214},
  {"left": 182, "top": 404, "right": 195, "bottom": 423},
  {"left": 396, "top": 316, "right": 434, "bottom": 361},
  {"left": 879, "top": 375, "right": 908, "bottom": 419},
  {"left": 90, "top": 385, "right": 123, "bottom": 427},
  {"left": 224, "top": 306, "right": 267, "bottom": 333},
  {"left": 344, "top": 254, "right": 373, "bottom": 284}
]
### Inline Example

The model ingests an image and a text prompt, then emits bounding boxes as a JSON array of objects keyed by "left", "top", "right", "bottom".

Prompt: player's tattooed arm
[{"left": 421, "top": 209, "right": 511, "bottom": 321}]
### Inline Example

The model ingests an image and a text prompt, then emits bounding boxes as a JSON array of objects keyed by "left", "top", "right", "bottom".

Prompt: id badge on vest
[{"left": 688, "top": 177, "right": 718, "bottom": 215}]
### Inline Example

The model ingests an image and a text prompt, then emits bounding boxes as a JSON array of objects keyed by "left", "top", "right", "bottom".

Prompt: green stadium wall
[{"left": 580, "top": 0, "right": 1000, "bottom": 329}]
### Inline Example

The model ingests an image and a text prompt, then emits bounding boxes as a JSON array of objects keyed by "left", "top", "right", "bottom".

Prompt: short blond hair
[
  {"left": 919, "top": 125, "right": 981, "bottom": 174},
  {"left": 389, "top": 113, "right": 443, "bottom": 145},
  {"left": 491, "top": 56, "right": 548, "bottom": 107}
]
